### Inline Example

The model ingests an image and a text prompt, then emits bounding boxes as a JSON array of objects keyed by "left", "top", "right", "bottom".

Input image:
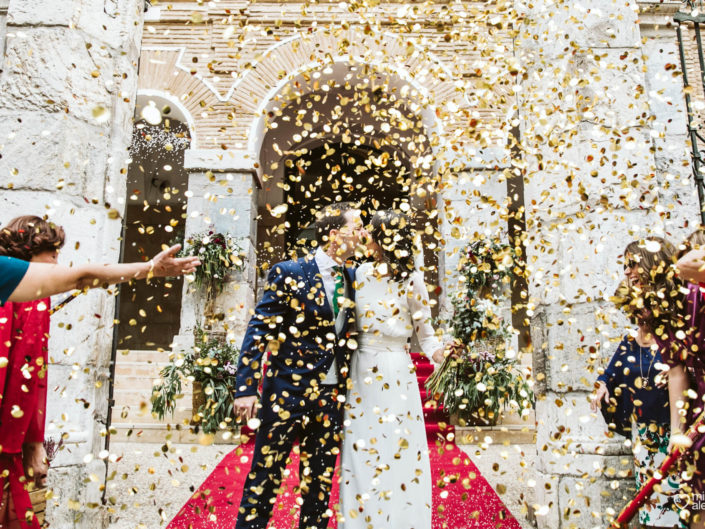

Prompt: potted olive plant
[
  {"left": 151, "top": 327, "right": 240, "bottom": 434},
  {"left": 426, "top": 237, "right": 534, "bottom": 426}
]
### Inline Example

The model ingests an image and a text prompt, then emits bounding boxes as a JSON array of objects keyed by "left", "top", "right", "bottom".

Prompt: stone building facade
[{"left": 0, "top": 0, "right": 701, "bottom": 528}]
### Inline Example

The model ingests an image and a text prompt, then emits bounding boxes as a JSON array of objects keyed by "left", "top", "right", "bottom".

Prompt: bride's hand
[{"left": 431, "top": 348, "right": 445, "bottom": 364}]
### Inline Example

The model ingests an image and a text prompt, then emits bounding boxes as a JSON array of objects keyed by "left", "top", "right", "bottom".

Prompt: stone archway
[{"left": 248, "top": 58, "right": 445, "bottom": 311}]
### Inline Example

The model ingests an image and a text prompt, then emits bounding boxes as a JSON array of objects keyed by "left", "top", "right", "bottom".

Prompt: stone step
[
  {"left": 113, "top": 388, "right": 192, "bottom": 407},
  {"left": 453, "top": 425, "right": 536, "bottom": 446},
  {"left": 115, "top": 349, "right": 173, "bottom": 363},
  {"left": 110, "top": 424, "right": 240, "bottom": 444},
  {"left": 498, "top": 410, "right": 535, "bottom": 426},
  {"left": 113, "top": 374, "right": 167, "bottom": 391},
  {"left": 113, "top": 362, "right": 168, "bottom": 379},
  {"left": 112, "top": 407, "right": 194, "bottom": 425}
]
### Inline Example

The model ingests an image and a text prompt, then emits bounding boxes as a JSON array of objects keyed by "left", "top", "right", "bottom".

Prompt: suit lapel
[
  {"left": 339, "top": 266, "right": 356, "bottom": 335},
  {"left": 299, "top": 257, "right": 335, "bottom": 323}
]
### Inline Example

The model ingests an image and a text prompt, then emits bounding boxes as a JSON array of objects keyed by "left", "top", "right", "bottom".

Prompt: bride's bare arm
[{"left": 408, "top": 272, "right": 444, "bottom": 362}]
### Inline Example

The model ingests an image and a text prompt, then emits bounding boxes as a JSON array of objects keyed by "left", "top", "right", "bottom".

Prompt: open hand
[
  {"left": 654, "top": 370, "right": 669, "bottom": 389},
  {"left": 590, "top": 382, "right": 609, "bottom": 412},
  {"left": 150, "top": 244, "right": 200, "bottom": 277}
]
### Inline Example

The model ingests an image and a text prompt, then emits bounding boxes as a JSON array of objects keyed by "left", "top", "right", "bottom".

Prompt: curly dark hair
[
  {"left": 613, "top": 237, "right": 685, "bottom": 330},
  {"left": 0, "top": 215, "right": 65, "bottom": 261},
  {"left": 369, "top": 210, "right": 416, "bottom": 282}
]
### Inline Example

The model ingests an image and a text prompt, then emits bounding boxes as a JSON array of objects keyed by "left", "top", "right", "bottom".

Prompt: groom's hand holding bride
[{"left": 233, "top": 395, "right": 259, "bottom": 422}]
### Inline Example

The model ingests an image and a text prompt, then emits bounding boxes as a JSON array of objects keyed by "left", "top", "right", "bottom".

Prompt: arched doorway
[
  {"left": 252, "top": 61, "right": 442, "bottom": 309},
  {"left": 115, "top": 95, "right": 192, "bottom": 350},
  {"left": 284, "top": 142, "right": 411, "bottom": 250}
]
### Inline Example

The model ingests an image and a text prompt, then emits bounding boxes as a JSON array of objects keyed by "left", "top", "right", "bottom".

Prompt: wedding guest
[
  {"left": 0, "top": 216, "right": 65, "bottom": 529},
  {"left": 652, "top": 229, "right": 705, "bottom": 529},
  {"left": 0, "top": 214, "right": 200, "bottom": 529},
  {"left": 593, "top": 277, "right": 683, "bottom": 528}
]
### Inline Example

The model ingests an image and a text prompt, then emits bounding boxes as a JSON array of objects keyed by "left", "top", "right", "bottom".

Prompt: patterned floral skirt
[{"left": 632, "top": 422, "right": 686, "bottom": 528}]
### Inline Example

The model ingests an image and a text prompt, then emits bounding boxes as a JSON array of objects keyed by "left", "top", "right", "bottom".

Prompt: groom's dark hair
[{"left": 313, "top": 202, "right": 355, "bottom": 247}]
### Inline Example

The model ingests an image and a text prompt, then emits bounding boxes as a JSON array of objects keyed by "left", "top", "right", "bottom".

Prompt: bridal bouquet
[
  {"left": 426, "top": 336, "right": 533, "bottom": 425},
  {"left": 151, "top": 328, "right": 240, "bottom": 434}
]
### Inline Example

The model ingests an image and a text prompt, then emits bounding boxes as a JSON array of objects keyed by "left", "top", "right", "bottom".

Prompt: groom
[{"left": 232, "top": 202, "right": 363, "bottom": 529}]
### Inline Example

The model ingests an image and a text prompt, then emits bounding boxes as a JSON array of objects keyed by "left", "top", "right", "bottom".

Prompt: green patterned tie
[{"left": 332, "top": 266, "right": 345, "bottom": 318}]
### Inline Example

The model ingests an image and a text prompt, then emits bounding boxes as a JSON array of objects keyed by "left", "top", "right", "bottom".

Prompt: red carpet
[{"left": 167, "top": 354, "right": 521, "bottom": 529}]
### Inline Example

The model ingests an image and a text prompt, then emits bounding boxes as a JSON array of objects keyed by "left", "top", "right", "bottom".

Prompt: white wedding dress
[{"left": 340, "top": 262, "right": 442, "bottom": 529}]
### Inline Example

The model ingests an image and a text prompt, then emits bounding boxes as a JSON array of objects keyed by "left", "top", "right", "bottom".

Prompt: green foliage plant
[
  {"left": 180, "top": 230, "right": 244, "bottom": 300},
  {"left": 426, "top": 236, "right": 534, "bottom": 426},
  {"left": 151, "top": 328, "right": 240, "bottom": 434}
]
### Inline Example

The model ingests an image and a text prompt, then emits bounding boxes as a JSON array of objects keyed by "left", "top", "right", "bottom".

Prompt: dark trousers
[{"left": 234, "top": 387, "right": 342, "bottom": 529}]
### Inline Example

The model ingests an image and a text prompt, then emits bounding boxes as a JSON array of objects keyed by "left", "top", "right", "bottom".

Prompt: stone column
[
  {"left": 172, "top": 149, "right": 258, "bottom": 352},
  {"left": 518, "top": 1, "right": 699, "bottom": 527},
  {"left": 0, "top": 1, "right": 143, "bottom": 527}
]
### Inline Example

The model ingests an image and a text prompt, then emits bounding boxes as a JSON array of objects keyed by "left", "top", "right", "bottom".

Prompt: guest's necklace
[{"left": 639, "top": 344, "right": 656, "bottom": 389}]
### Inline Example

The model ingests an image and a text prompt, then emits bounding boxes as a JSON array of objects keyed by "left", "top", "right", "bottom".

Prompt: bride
[{"left": 340, "top": 210, "right": 445, "bottom": 529}]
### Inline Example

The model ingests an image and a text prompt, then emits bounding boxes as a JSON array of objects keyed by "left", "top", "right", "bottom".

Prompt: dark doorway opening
[
  {"left": 284, "top": 142, "right": 412, "bottom": 255},
  {"left": 116, "top": 119, "right": 190, "bottom": 350}
]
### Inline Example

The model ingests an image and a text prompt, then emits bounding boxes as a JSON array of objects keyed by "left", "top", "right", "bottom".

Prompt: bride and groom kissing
[{"left": 231, "top": 202, "right": 446, "bottom": 529}]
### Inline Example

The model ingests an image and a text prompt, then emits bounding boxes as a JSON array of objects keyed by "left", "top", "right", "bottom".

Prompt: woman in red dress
[
  {"left": 0, "top": 216, "right": 65, "bottom": 529},
  {"left": 639, "top": 229, "right": 705, "bottom": 529}
]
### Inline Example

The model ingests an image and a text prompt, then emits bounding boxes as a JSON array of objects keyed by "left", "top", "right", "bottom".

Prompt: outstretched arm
[
  {"left": 408, "top": 272, "right": 444, "bottom": 363},
  {"left": 667, "top": 363, "right": 693, "bottom": 452},
  {"left": 668, "top": 363, "right": 690, "bottom": 435},
  {"left": 8, "top": 244, "right": 199, "bottom": 302}
]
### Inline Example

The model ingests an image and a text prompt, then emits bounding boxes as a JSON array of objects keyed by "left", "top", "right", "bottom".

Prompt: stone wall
[
  {"left": 520, "top": 1, "right": 700, "bottom": 526},
  {"left": 173, "top": 151, "right": 259, "bottom": 350},
  {"left": 0, "top": 1, "right": 144, "bottom": 527},
  {"left": 0, "top": 0, "right": 702, "bottom": 527},
  {"left": 0, "top": 0, "right": 8, "bottom": 58}
]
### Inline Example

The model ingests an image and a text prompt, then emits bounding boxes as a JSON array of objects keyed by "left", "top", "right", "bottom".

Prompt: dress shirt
[{"left": 314, "top": 247, "right": 346, "bottom": 383}]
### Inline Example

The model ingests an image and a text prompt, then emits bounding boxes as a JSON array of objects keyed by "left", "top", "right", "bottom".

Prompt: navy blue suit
[{"left": 233, "top": 256, "right": 356, "bottom": 529}]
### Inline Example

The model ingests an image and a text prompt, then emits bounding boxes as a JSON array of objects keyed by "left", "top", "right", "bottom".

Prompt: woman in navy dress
[{"left": 593, "top": 237, "right": 685, "bottom": 528}]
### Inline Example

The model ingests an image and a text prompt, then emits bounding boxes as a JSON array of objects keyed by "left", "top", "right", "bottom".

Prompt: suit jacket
[
  {"left": 234, "top": 256, "right": 356, "bottom": 424},
  {"left": 0, "top": 299, "right": 50, "bottom": 454}
]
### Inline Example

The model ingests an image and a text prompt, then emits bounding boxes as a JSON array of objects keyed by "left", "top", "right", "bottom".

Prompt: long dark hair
[
  {"left": 613, "top": 237, "right": 685, "bottom": 330},
  {"left": 369, "top": 210, "right": 417, "bottom": 282}
]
